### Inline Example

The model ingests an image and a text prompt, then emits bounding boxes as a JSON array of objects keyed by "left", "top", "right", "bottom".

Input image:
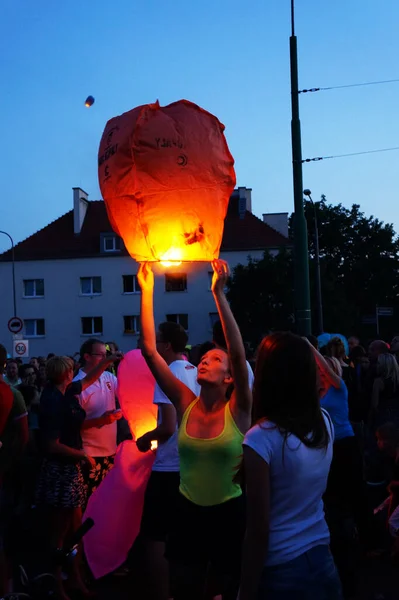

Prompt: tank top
[{"left": 178, "top": 398, "right": 244, "bottom": 507}]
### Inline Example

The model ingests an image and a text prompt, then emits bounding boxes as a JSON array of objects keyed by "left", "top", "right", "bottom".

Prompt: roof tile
[{"left": 0, "top": 198, "right": 288, "bottom": 262}]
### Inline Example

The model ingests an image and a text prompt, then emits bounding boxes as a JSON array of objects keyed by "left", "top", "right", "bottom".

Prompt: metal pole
[
  {"left": 376, "top": 305, "right": 379, "bottom": 337},
  {"left": 304, "top": 193, "right": 323, "bottom": 334},
  {"left": 0, "top": 230, "right": 17, "bottom": 317},
  {"left": 290, "top": 0, "right": 311, "bottom": 335}
]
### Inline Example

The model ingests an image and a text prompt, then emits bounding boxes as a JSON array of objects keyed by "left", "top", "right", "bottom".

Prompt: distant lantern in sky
[
  {"left": 98, "top": 100, "right": 236, "bottom": 265},
  {"left": 85, "top": 95, "right": 95, "bottom": 107}
]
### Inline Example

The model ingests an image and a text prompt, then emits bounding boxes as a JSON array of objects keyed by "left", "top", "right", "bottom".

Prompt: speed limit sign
[{"left": 13, "top": 340, "right": 29, "bottom": 358}]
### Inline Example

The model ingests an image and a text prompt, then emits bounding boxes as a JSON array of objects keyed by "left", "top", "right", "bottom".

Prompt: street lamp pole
[
  {"left": 303, "top": 190, "right": 324, "bottom": 334},
  {"left": 290, "top": 0, "right": 311, "bottom": 335},
  {"left": 0, "top": 231, "right": 17, "bottom": 318}
]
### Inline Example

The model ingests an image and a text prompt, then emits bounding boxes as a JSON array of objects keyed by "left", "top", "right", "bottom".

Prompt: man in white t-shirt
[
  {"left": 212, "top": 319, "right": 254, "bottom": 389},
  {"left": 73, "top": 339, "right": 123, "bottom": 497},
  {"left": 136, "top": 321, "right": 200, "bottom": 600}
]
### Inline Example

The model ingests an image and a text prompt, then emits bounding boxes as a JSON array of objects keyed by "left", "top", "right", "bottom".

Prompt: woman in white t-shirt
[{"left": 238, "top": 333, "right": 343, "bottom": 600}]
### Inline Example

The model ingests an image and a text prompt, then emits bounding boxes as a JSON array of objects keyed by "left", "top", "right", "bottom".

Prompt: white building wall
[{"left": 0, "top": 249, "right": 265, "bottom": 358}]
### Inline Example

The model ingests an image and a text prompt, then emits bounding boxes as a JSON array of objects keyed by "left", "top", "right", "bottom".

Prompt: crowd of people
[{"left": 1, "top": 259, "right": 399, "bottom": 600}]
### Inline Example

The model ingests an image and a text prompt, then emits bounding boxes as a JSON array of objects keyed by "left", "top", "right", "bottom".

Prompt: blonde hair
[
  {"left": 46, "top": 356, "right": 74, "bottom": 385},
  {"left": 377, "top": 353, "right": 399, "bottom": 389},
  {"left": 325, "top": 356, "right": 343, "bottom": 378}
]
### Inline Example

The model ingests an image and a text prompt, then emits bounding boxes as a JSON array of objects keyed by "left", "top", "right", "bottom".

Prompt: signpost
[
  {"left": 13, "top": 340, "right": 29, "bottom": 359},
  {"left": 8, "top": 317, "right": 23, "bottom": 335},
  {"left": 362, "top": 315, "right": 377, "bottom": 325},
  {"left": 376, "top": 306, "right": 394, "bottom": 336}
]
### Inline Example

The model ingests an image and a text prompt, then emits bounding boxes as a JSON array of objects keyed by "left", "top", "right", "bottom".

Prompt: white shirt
[
  {"left": 246, "top": 360, "right": 254, "bottom": 390},
  {"left": 153, "top": 360, "right": 200, "bottom": 472},
  {"left": 243, "top": 410, "right": 333, "bottom": 567},
  {"left": 73, "top": 369, "right": 118, "bottom": 457}
]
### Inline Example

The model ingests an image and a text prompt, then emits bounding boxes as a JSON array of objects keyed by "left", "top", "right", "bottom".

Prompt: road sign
[
  {"left": 8, "top": 317, "right": 23, "bottom": 334},
  {"left": 13, "top": 340, "right": 29, "bottom": 359},
  {"left": 377, "top": 307, "right": 394, "bottom": 317},
  {"left": 362, "top": 315, "right": 377, "bottom": 325}
]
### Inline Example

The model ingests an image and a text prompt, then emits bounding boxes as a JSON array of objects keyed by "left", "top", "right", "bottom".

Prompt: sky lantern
[
  {"left": 84, "top": 350, "right": 157, "bottom": 578},
  {"left": 98, "top": 100, "right": 236, "bottom": 265},
  {"left": 85, "top": 95, "right": 95, "bottom": 107}
]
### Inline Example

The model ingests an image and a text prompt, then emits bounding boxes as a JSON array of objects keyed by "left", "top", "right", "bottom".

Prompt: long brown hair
[{"left": 253, "top": 332, "right": 329, "bottom": 449}]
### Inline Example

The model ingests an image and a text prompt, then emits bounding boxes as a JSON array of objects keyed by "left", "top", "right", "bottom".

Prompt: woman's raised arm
[{"left": 138, "top": 263, "right": 196, "bottom": 416}]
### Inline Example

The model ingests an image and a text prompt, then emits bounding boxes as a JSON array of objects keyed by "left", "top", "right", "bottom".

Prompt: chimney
[
  {"left": 73, "top": 187, "right": 89, "bottom": 235},
  {"left": 237, "top": 187, "right": 252, "bottom": 219},
  {"left": 263, "top": 213, "right": 289, "bottom": 238}
]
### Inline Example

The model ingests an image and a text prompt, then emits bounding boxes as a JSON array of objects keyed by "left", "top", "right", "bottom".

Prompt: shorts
[
  {"left": 35, "top": 458, "right": 87, "bottom": 509},
  {"left": 140, "top": 471, "right": 180, "bottom": 542},
  {"left": 166, "top": 492, "right": 245, "bottom": 574}
]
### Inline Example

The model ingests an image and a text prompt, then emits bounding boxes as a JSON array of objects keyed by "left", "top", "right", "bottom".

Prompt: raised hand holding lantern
[{"left": 98, "top": 100, "right": 236, "bottom": 265}]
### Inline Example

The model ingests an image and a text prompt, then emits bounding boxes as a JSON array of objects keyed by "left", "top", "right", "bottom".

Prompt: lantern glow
[
  {"left": 98, "top": 100, "right": 236, "bottom": 264},
  {"left": 151, "top": 440, "right": 158, "bottom": 451},
  {"left": 85, "top": 95, "right": 95, "bottom": 107},
  {"left": 160, "top": 246, "right": 183, "bottom": 267}
]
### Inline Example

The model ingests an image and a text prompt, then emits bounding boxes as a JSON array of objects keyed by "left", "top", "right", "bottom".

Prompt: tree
[
  {"left": 303, "top": 196, "right": 399, "bottom": 337},
  {"left": 227, "top": 197, "right": 399, "bottom": 344},
  {"left": 226, "top": 248, "right": 294, "bottom": 347}
]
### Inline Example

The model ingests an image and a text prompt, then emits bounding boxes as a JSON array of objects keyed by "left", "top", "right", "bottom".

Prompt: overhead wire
[
  {"left": 299, "top": 78, "right": 399, "bottom": 94},
  {"left": 302, "top": 146, "right": 399, "bottom": 163}
]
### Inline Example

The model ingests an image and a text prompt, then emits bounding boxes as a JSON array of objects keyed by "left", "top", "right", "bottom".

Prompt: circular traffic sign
[
  {"left": 15, "top": 342, "right": 27, "bottom": 356},
  {"left": 8, "top": 317, "right": 23, "bottom": 334}
]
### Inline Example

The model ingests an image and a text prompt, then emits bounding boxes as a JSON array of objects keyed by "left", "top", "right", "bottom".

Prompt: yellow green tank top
[{"left": 178, "top": 398, "right": 244, "bottom": 507}]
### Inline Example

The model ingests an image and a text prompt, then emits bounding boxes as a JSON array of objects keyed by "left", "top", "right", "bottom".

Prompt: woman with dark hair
[
  {"left": 238, "top": 333, "right": 342, "bottom": 600},
  {"left": 138, "top": 259, "right": 252, "bottom": 600}
]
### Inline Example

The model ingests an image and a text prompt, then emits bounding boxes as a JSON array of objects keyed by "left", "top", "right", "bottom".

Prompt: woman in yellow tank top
[{"left": 138, "top": 259, "right": 252, "bottom": 600}]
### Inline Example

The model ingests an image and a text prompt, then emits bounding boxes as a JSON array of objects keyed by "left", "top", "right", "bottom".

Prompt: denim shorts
[{"left": 258, "top": 545, "right": 343, "bottom": 600}]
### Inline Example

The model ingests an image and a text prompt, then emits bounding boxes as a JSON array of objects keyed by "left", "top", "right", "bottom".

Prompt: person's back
[
  {"left": 378, "top": 377, "right": 399, "bottom": 407},
  {"left": 321, "top": 378, "right": 354, "bottom": 441},
  {"left": 239, "top": 333, "right": 342, "bottom": 599},
  {"left": 244, "top": 411, "right": 333, "bottom": 566}
]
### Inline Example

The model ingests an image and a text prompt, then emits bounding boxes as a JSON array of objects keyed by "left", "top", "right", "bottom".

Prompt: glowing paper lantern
[
  {"left": 85, "top": 95, "right": 95, "bottom": 107},
  {"left": 98, "top": 100, "right": 236, "bottom": 264},
  {"left": 84, "top": 350, "right": 156, "bottom": 579},
  {"left": 116, "top": 348, "right": 157, "bottom": 439}
]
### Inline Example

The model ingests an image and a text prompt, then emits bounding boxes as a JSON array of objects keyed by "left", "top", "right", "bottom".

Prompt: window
[
  {"left": 81, "top": 317, "right": 103, "bottom": 335},
  {"left": 25, "top": 319, "right": 45, "bottom": 337},
  {"left": 166, "top": 313, "right": 189, "bottom": 331},
  {"left": 165, "top": 273, "right": 187, "bottom": 292},
  {"left": 209, "top": 312, "right": 219, "bottom": 328},
  {"left": 80, "top": 277, "right": 102, "bottom": 295},
  {"left": 123, "top": 315, "right": 140, "bottom": 334},
  {"left": 23, "top": 279, "right": 44, "bottom": 298},
  {"left": 103, "top": 234, "right": 121, "bottom": 252},
  {"left": 122, "top": 275, "right": 140, "bottom": 294}
]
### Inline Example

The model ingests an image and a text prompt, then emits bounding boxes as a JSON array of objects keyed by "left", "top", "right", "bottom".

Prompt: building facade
[{"left": 0, "top": 187, "right": 289, "bottom": 357}]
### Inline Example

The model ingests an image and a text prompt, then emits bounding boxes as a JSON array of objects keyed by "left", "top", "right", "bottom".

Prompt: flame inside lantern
[
  {"left": 151, "top": 440, "right": 158, "bottom": 451},
  {"left": 160, "top": 247, "right": 183, "bottom": 267},
  {"left": 85, "top": 95, "right": 95, "bottom": 107}
]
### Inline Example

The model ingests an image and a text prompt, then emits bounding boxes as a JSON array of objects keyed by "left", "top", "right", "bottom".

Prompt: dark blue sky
[{"left": 1, "top": 0, "right": 398, "bottom": 252}]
